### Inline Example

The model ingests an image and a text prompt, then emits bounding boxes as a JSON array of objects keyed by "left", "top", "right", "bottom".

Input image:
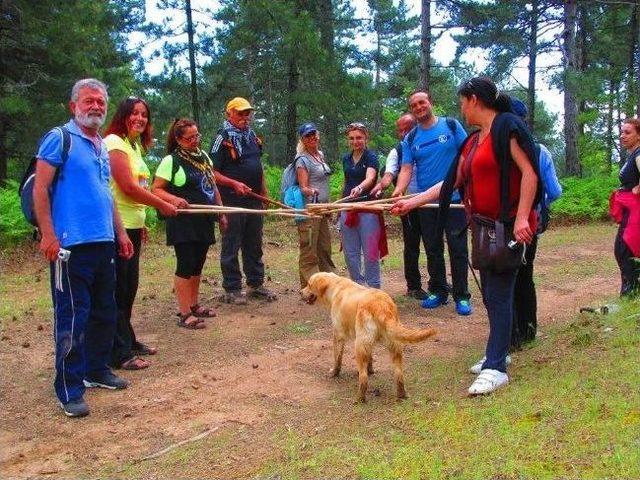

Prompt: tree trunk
[
  {"left": 373, "top": 19, "right": 382, "bottom": 136},
  {"left": 633, "top": 1, "right": 640, "bottom": 117},
  {"left": 563, "top": 0, "right": 581, "bottom": 177},
  {"left": 316, "top": 0, "right": 339, "bottom": 165},
  {"left": 420, "top": 0, "right": 431, "bottom": 90},
  {"left": 526, "top": 0, "right": 538, "bottom": 130},
  {"left": 185, "top": 0, "right": 199, "bottom": 124},
  {"left": 606, "top": 76, "right": 615, "bottom": 174},
  {"left": 285, "top": 56, "right": 299, "bottom": 163}
]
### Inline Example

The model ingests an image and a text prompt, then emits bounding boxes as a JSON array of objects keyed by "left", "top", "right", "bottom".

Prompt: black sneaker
[
  {"left": 406, "top": 288, "right": 428, "bottom": 300},
  {"left": 60, "top": 398, "right": 90, "bottom": 418},
  {"left": 83, "top": 372, "right": 129, "bottom": 390},
  {"left": 247, "top": 285, "right": 277, "bottom": 301}
]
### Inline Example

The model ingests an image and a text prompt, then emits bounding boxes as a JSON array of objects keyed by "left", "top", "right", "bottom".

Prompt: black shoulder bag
[{"left": 463, "top": 134, "right": 526, "bottom": 273}]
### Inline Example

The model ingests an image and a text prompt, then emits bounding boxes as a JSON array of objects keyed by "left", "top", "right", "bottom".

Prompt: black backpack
[{"left": 19, "top": 126, "right": 71, "bottom": 227}]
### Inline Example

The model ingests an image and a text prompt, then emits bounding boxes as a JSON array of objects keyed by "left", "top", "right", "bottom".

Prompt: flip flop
[
  {"left": 120, "top": 356, "right": 150, "bottom": 370},
  {"left": 177, "top": 313, "right": 206, "bottom": 330},
  {"left": 190, "top": 303, "right": 217, "bottom": 318},
  {"left": 132, "top": 342, "right": 157, "bottom": 356}
]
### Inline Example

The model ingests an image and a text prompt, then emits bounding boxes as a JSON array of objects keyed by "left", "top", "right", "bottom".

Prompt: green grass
[{"left": 259, "top": 300, "right": 640, "bottom": 479}]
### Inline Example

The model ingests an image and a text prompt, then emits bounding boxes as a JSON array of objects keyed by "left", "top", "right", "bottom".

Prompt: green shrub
[
  {"left": 552, "top": 175, "right": 619, "bottom": 221},
  {"left": 0, "top": 181, "right": 33, "bottom": 245}
]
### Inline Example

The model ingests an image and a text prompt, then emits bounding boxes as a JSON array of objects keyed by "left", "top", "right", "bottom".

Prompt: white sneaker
[
  {"left": 469, "top": 355, "right": 512, "bottom": 375},
  {"left": 468, "top": 369, "right": 509, "bottom": 395}
]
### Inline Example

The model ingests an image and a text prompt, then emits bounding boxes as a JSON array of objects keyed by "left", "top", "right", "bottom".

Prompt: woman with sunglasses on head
[
  {"left": 392, "top": 77, "right": 539, "bottom": 395},
  {"left": 152, "top": 119, "right": 227, "bottom": 330},
  {"left": 340, "top": 122, "right": 385, "bottom": 288},
  {"left": 610, "top": 118, "right": 640, "bottom": 297},
  {"left": 104, "top": 97, "right": 178, "bottom": 370},
  {"left": 294, "top": 122, "right": 336, "bottom": 287}
]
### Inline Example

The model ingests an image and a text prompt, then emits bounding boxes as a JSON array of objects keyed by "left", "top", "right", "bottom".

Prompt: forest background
[{"left": 1, "top": 0, "right": 639, "bottom": 243}]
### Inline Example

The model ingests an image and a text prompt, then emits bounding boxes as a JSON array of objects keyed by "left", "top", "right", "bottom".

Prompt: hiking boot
[
  {"left": 220, "top": 290, "right": 248, "bottom": 305},
  {"left": 406, "top": 288, "right": 428, "bottom": 300},
  {"left": 247, "top": 285, "right": 277, "bottom": 301},
  {"left": 83, "top": 372, "right": 128, "bottom": 390},
  {"left": 421, "top": 293, "right": 448, "bottom": 309},
  {"left": 455, "top": 299, "right": 473, "bottom": 316},
  {"left": 60, "top": 398, "right": 89, "bottom": 418}
]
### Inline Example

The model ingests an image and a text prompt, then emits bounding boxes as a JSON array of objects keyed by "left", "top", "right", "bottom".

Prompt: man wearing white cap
[{"left": 210, "top": 97, "right": 277, "bottom": 304}]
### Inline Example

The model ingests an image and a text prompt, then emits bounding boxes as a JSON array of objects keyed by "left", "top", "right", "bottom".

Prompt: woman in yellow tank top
[{"left": 104, "top": 97, "right": 177, "bottom": 370}]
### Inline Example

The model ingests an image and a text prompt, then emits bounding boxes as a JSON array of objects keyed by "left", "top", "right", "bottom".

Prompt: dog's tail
[{"left": 389, "top": 323, "right": 437, "bottom": 344}]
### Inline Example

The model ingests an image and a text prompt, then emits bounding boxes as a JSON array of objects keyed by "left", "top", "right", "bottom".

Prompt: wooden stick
[
  {"left": 187, "top": 204, "right": 306, "bottom": 213},
  {"left": 139, "top": 420, "right": 251, "bottom": 462},
  {"left": 178, "top": 209, "right": 315, "bottom": 218},
  {"left": 245, "top": 190, "right": 292, "bottom": 210}
]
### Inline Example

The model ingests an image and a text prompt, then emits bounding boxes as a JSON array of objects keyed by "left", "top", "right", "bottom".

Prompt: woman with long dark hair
[
  {"left": 104, "top": 97, "right": 177, "bottom": 370},
  {"left": 610, "top": 118, "right": 640, "bottom": 297},
  {"left": 152, "top": 119, "right": 227, "bottom": 329},
  {"left": 393, "top": 77, "right": 539, "bottom": 395}
]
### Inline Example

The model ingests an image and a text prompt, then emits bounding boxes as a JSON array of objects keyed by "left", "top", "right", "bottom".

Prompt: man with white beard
[{"left": 34, "top": 78, "right": 133, "bottom": 418}]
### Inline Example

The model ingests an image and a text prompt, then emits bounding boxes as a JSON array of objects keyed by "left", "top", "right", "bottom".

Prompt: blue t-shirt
[
  {"left": 401, "top": 117, "right": 467, "bottom": 201},
  {"left": 342, "top": 149, "right": 379, "bottom": 197},
  {"left": 37, "top": 119, "right": 114, "bottom": 248}
]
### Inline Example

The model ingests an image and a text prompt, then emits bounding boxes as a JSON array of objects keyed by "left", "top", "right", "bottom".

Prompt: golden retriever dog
[{"left": 301, "top": 272, "right": 436, "bottom": 402}]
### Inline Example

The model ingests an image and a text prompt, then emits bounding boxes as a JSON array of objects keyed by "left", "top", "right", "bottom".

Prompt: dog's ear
[{"left": 315, "top": 276, "right": 330, "bottom": 297}]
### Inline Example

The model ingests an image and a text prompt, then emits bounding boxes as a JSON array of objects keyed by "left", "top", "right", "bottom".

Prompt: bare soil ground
[{"left": 0, "top": 222, "right": 618, "bottom": 479}]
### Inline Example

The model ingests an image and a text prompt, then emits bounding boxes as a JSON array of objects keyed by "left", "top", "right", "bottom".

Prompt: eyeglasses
[
  {"left": 182, "top": 133, "right": 201, "bottom": 142},
  {"left": 303, "top": 132, "right": 317, "bottom": 138}
]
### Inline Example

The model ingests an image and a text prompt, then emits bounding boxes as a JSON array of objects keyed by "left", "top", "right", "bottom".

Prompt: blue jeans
[
  {"left": 340, "top": 212, "right": 381, "bottom": 288},
  {"left": 480, "top": 268, "right": 518, "bottom": 373},
  {"left": 50, "top": 242, "right": 117, "bottom": 403}
]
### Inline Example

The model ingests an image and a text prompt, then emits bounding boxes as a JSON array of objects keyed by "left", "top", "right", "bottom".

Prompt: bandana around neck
[{"left": 222, "top": 119, "right": 257, "bottom": 157}]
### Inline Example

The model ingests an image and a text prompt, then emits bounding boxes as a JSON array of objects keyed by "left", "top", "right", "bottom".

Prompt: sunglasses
[{"left": 346, "top": 122, "right": 367, "bottom": 131}]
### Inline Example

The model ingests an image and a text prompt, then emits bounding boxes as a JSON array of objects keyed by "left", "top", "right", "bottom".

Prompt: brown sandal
[
  {"left": 120, "top": 356, "right": 150, "bottom": 370},
  {"left": 177, "top": 313, "right": 206, "bottom": 330},
  {"left": 190, "top": 303, "right": 216, "bottom": 318}
]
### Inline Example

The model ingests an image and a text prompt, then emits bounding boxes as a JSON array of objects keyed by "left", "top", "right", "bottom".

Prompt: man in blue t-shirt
[
  {"left": 34, "top": 79, "right": 133, "bottom": 418},
  {"left": 392, "top": 90, "right": 472, "bottom": 315}
]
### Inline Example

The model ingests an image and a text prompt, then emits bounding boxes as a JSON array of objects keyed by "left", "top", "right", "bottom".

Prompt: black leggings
[
  {"left": 112, "top": 228, "right": 142, "bottom": 366},
  {"left": 174, "top": 242, "right": 210, "bottom": 278}
]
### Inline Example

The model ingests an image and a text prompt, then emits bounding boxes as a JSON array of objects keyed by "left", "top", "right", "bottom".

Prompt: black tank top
[{"left": 620, "top": 148, "right": 640, "bottom": 191}]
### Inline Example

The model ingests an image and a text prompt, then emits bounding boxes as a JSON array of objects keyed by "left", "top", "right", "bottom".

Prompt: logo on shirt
[{"left": 438, "top": 134, "right": 449, "bottom": 143}]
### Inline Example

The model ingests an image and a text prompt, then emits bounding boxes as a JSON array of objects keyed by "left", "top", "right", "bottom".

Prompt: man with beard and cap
[
  {"left": 391, "top": 90, "right": 472, "bottom": 316},
  {"left": 33, "top": 78, "right": 134, "bottom": 418},
  {"left": 210, "top": 97, "right": 277, "bottom": 305},
  {"left": 370, "top": 113, "right": 428, "bottom": 300}
]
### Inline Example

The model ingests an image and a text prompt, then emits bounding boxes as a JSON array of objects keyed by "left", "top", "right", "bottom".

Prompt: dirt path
[{"left": 0, "top": 223, "right": 618, "bottom": 478}]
